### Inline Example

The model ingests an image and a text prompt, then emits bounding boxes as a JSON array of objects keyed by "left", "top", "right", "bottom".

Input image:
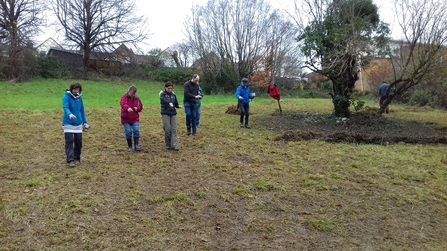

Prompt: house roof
[{"left": 36, "top": 38, "right": 64, "bottom": 54}]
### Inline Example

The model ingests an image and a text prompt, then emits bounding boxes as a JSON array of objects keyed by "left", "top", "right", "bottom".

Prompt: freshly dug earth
[{"left": 254, "top": 106, "right": 447, "bottom": 145}]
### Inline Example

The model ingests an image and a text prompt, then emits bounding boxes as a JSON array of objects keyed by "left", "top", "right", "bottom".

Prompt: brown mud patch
[{"left": 255, "top": 107, "right": 447, "bottom": 145}]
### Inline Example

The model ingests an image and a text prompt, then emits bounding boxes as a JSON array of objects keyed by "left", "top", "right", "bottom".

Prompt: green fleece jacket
[{"left": 197, "top": 86, "right": 204, "bottom": 107}]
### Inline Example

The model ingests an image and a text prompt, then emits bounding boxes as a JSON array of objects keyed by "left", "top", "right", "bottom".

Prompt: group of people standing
[
  {"left": 117, "top": 75, "right": 205, "bottom": 154},
  {"left": 63, "top": 74, "right": 249, "bottom": 167}
]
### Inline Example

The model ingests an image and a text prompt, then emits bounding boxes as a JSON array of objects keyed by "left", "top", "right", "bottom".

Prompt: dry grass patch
[{"left": 0, "top": 100, "right": 447, "bottom": 250}]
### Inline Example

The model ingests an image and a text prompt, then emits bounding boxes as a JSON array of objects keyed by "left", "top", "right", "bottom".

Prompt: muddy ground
[{"left": 249, "top": 106, "right": 447, "bottom": 145}]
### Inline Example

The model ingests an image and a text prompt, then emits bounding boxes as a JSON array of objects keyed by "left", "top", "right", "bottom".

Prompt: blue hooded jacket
[
  {"left": 62, "top": 90, "right": 87, "bottom": 126},
  {"left": 235, "top": 83, "right": 253, "bottom": 104}
]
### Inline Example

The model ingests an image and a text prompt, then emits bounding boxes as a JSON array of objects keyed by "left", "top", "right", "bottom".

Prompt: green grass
[
  {"left": 0, "top": 78, "right": 239, "bottom": 110},
  {"left": 0, "top": 79, "right": 447, "bottom": 250},
  {"left": 24, "top": 179, "right": 41, "bottom": 187}
]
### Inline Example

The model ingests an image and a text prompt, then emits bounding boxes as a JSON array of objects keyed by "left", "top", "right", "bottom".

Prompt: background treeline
[
  {"left": 26, "top": 53, "right": 447, "bottom": 110},
  {"left": 2, "top": 0, "right": 447, "bottom": 111}
]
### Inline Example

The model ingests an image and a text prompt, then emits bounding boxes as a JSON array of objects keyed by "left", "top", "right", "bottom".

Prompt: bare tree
[
  {"left": 379, "top": 0, "right": 447, "bottom": 113},
  {"left": 250, "top": 10, "right": 302, "bottom": 89},
  {"left": 184, "top": 0, "right": 300, "bottom": 92},
  {"left": 185, "top": 0, "right": 271, "bottom": 77},
  {"left": 0, "top": 0, "right": 44, "bottom": 80},
  {"left": 266, "top": 10, "right": 302, "bottom": 81},
  {"left": 170, "top": 41, "right": 195, "bottom": 68},
  {"left": 52, "top": 0, "right": 149, "bottom": 70}
]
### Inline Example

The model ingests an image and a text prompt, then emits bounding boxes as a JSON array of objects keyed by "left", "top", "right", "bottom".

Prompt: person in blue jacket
[
  {"left": 62, "top": 81, "right": 89, "bottom": 167},
  {"left": 235, "top": 78, "right": 255, "bottom": 128},
  {"left": 378, "top": 81, "right": 391, "bottom": 113}
]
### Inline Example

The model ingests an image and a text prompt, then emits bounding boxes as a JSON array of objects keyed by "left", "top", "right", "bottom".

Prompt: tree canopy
[{"left": 297, "top": 0, "right": 389, "bottom": 117}]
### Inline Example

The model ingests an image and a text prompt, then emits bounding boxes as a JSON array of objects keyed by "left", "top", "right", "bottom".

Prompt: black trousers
[
  {"left": 239, "top": 102, "right": 250, "bottom": 124},
  {"left": 65, "top": 132, "right": 82, "bottom": 163}
]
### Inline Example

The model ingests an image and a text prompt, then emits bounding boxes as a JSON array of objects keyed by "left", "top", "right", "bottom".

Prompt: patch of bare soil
[
  {"left": 255, "top": 106, "right": 447, "bottom": 144},
  {"left": 225, "top": 104, "right": 241, "bottom": 115}
]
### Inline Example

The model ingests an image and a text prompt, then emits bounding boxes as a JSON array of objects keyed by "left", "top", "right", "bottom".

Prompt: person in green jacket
[{"left": 196, "top": 83, "right": 204, "bottom": 127}]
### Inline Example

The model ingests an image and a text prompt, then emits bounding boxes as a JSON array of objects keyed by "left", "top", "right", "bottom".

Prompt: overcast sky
[
  {"left": 135, "top": 0, "right": 296, "bottom": 50},
  {"left": 36, "top": 0, "right": 397, "bottom": 52},
  {"left": 138, "top": 0, "right": 396, "bottom": 50}
]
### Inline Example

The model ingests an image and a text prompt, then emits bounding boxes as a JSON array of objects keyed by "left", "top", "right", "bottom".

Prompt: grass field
[{"left": 0, "top": 79, "right": 447, "bottom": 250}]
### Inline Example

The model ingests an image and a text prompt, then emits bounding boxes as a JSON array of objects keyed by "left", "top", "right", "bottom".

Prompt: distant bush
[
  {"left": 352, "top": 90, "right": 371, "bottom": 97},
  {"left": 404, "top": 82, "right": 447, "bottom": 109},
  {"left": 349, "top": 96, "right": 365, "bottom": 111},
  {"left": 300, "top": 90, "right": 329, "bottom": 99},
  {"left": 201, "top": 66, "right": 239, "bottom": 94},
  {"left": 406, "top": 89, "right": 445, "bottom": 109},
  {"left": 408, "top": 90, "right": 433, "bottom": 107},
  {"left": 149, "top": 67, "right": 196, "bottom": 85},
  {"left": 316, "top": 80, "right": 333, "bottom": 90},
  {"left": 34, "top": 55, "right": 68, "bottom": 79}
]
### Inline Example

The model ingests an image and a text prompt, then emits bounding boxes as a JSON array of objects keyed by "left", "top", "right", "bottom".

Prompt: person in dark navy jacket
[{"left": 160, "top": 81, "right": 182, "bottom": 151}]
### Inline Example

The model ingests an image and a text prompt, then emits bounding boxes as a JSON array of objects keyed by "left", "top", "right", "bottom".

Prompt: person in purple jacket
[
  {"left": 120, "top": 85, "right": 144, "bottom": 152},
  {"left": 62, "top": 81, "right": 88, "bottom": 167}
]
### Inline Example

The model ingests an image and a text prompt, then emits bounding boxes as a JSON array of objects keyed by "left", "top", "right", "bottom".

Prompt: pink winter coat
[{"left": 120, "top": 93, "right": 143, "bottom": 124}]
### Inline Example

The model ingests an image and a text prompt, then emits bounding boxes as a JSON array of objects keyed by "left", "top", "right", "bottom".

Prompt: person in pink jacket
[{"left": 120, "top": 85, "right": 143, "bottom": 151}]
